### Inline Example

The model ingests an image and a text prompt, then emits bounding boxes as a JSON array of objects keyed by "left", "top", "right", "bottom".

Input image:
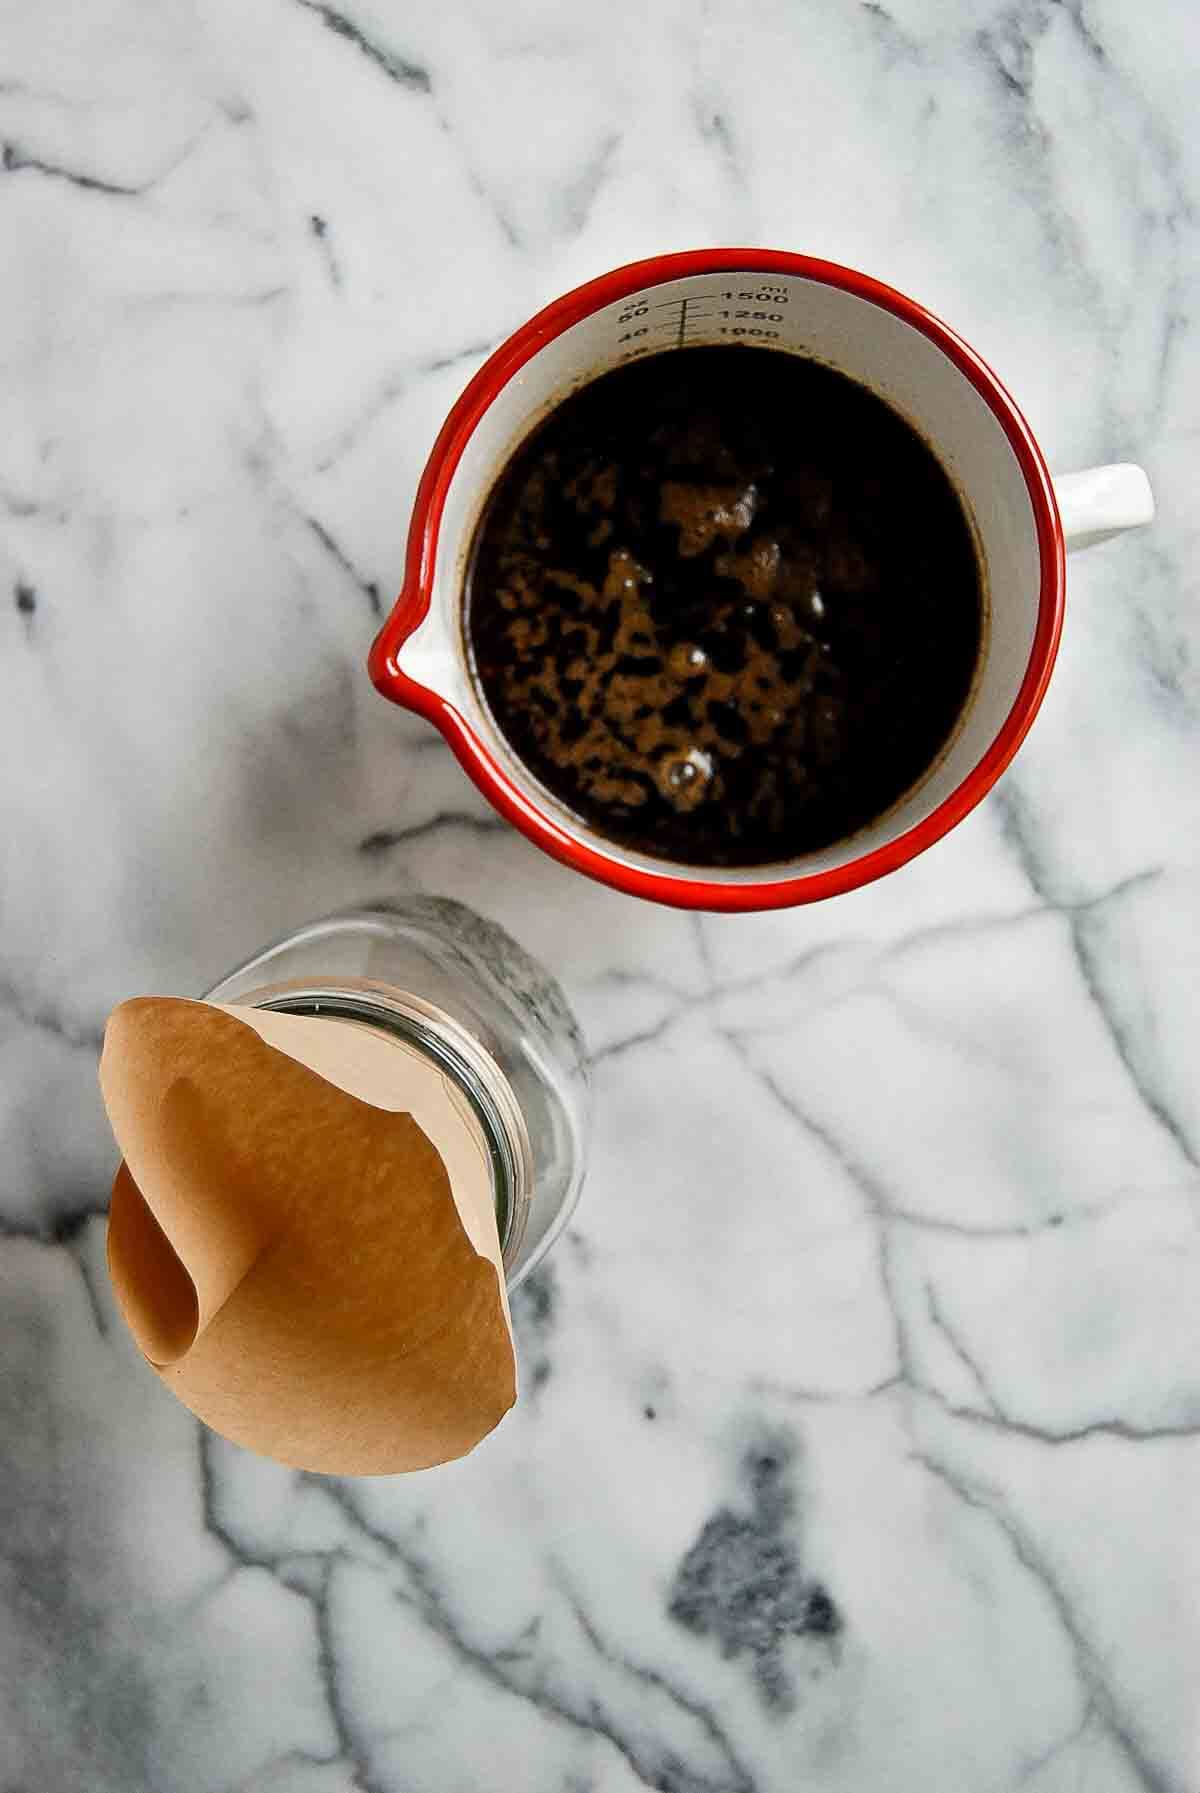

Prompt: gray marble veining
[{"left": 1, "top": 2, "right": 1198, "bottom": 1789}]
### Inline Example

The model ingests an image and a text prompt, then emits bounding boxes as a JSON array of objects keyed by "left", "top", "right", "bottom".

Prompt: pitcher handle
[{"left": 1053, "top": 464, "right": 1154, "bottom": 552}]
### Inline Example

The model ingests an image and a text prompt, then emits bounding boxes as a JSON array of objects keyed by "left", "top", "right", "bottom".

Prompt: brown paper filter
[{"left": 100, "top": 997, "right": 516, "bottom": 1474}]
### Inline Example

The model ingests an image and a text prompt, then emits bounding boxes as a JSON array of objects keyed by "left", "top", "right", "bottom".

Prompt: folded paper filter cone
[{"left": 99, "top": 998, "right": 516, "bottom": 1474}]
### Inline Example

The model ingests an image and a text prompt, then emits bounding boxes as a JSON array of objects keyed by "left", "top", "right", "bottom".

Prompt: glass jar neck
[{"left": 242, "top": 982, "right": 532, "bottom": 1270}]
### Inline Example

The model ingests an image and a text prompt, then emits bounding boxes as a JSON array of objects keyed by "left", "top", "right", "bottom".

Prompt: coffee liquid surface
[{"left": 466, "top": 347, "right": 983, "bottom": 866}]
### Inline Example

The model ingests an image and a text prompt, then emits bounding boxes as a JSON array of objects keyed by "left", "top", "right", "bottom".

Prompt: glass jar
[{"left": 203, "top": 898, "right": 589, "bottom": 1289}]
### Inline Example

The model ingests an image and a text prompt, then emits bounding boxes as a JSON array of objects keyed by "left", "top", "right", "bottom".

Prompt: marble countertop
[{"left": 2, "top": 2, "right": 1198, "bottom": 1789}]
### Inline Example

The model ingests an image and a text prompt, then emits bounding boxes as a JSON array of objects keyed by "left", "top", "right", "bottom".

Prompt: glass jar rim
[{"left": 236, "top": 981, "right": 533, "bottom": 1272}]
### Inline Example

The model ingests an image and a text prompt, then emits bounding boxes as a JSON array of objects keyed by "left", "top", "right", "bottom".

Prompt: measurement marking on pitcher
[
  {"left": 618, "top": 288, "right": 789, "bottom": 347},
  {"left": 652, "top": 295, "right": 718, "bottom": 340},
  {"left": 618, "top": 293, "right": 718, "bottom": 346}
]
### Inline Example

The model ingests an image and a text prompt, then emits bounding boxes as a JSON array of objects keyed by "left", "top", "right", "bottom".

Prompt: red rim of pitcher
[{"left": 368, "top": 249, "right": 1065, "bottom": 912}]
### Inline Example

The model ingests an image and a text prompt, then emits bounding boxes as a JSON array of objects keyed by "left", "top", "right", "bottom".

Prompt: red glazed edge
[{"left": 368, "top": 249, "right": 1065, "bottom": 913}]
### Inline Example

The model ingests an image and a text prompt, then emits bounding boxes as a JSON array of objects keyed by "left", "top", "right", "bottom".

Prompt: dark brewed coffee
[{"left": 465, "top": 346, "right": 982, "bottom": 866}]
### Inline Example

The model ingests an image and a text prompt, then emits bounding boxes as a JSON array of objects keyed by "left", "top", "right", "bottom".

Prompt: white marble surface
[{"left": 1, "top": 1, "right": 1198, "bottom": 1788}]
